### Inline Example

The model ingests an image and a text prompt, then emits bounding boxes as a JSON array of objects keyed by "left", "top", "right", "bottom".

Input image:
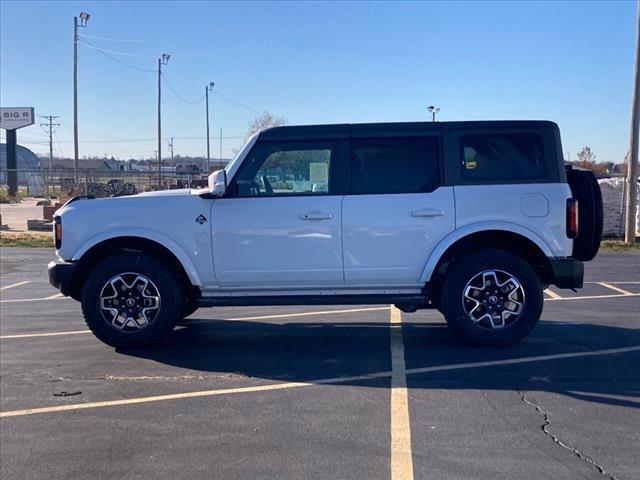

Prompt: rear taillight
[
  {"left": 54, "top": 216, "right": 62, "bottom": 249},
  {"left": 566, "top": 199, "right": 578, "bottom": 239}
]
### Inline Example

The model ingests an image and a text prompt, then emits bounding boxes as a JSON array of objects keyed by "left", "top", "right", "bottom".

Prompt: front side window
[
  {"left": 232, "top": 142, "right": 332, "bottom": 197},
  {"left": 351, "top": 137, "right": 440, "bottom": 195},
  {"left": 460, "top": 133, "right": 546, "bottom": 181}
]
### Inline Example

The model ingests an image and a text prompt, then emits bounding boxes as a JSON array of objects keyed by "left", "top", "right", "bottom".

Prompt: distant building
[{"left": 0, "top": 143, "right": 41, "bottom": 183}]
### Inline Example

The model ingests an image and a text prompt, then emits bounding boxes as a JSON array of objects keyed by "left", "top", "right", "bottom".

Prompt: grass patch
[
  {"left": 0, "top": 232, "right": 53, "bottom": 248},
  {"left": 600, "top": 239, "right": 640, "bottom": 252}
]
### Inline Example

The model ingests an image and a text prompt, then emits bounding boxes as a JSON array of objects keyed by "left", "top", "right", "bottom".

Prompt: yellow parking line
[
  {"left": 44, "top": 293, "right": 65, "bottom": 299},
  {"left": 597, "top": 282, "right": 634, "bottom": 296},
  {"left": 0, "top": 281, "right": 31, "bottom": 291},
  {"left": 1, "top": 347, "right": 637, "bottom": 418},
  {"left": 544, "top": 289, "right": 562, "bottom": 300},
  {"left": 389, "top": 306, "right": 414, "bottom": 480},
  {"left": 2, "top": 345, "right": 639, "bottom": 419},
  {"left": 0, "top": 381, "right": 312, "bottom": 418}
]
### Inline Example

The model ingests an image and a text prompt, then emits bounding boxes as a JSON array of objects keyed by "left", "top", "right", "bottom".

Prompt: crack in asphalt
[{"left": 519, "top": 391, "right": 618, "bottom": 480}]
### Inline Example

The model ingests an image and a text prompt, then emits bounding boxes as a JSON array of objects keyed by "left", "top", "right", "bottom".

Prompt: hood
[{"left": 134, "top": 188, "right": 193, "bottom": 197}]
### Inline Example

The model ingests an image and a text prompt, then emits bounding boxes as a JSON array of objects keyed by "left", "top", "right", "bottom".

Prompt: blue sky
[{"left": 0, "top": 0, "right": 636, "bottom": 162}]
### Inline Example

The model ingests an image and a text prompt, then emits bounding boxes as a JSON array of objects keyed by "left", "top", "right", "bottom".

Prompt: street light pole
[
  {"left": 427, "top": 105, "right": 441, "bottom": 122},
  {"left": 73, "top": 16, "right": 78, "bottom": 181},
  {"left": 625, "top": 0, "right": 640, "bottom": 243},
  {"left": 205, "top": 82, "right": 214, "bottom": 174},
  {"left": 157, "top": 53, "right": 170, "bottom": 187},
  {"left": 73, "top": 12, "right": 90, "bottom": 182}
]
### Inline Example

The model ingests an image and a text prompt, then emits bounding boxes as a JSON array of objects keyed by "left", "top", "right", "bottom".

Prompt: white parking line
[
  {"left": 197, "top": 306, "right": 391, "bottom": 323},
  {"left": 0, "top": 296, "right": 69, "bottom": 304},
  {"left": 389, "top": 306, "right": 414, "bottom": 480},
  {"left": 0, "top": 307, "right": 391, "bottom": 340},
  {"left": 597, "top": 282, "right": 634, "bottom": 296},
  {"left": 546, "top": 293, "right": 640, "bottom": 301},
  {"left": 0, "top": 281, "right": 31, "bottom": 291},
  {"left": 0, "top": 330, "right": 90, "bottom": 339},
  {"left": 2, "top": 345, "right": 638, "bottom": 418},
  {"left": 2, "top": 293, "right": 639, "bottom": 340}
]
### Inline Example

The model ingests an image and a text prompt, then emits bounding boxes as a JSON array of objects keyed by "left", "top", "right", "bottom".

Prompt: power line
[
  {"left": 81, "top": 36, "right": 263, "bottom": 115},
  {"left": 212, "top": 91, "right": 261, "bottom": 115},
  {"left": 13, "top": 135, "right": 245, "bottom": 144},
  {"left": 40, "top": 115, "right": 61, "bottom": 170},
  {"left": 161, "top": 73, "right": 206, "bottom": 104},
  {"left": 79, "top": 36, "right": 156, "bottom": 72}
]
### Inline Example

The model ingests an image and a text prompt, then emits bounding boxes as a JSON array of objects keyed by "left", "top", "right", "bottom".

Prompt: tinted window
[
  {"left": 351, "top": 137, "right": 439, "bottom": 194},
  {"left": 460, "top": 133, "right": 546, "bottom": 181},
  {"left": 233, "top": 142, "right": 332, "bottom": 196}
]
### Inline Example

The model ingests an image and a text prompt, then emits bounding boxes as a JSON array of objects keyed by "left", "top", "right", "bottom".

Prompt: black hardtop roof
[{"left": 259, "top": 120, "right": 559, "bottom": 141}]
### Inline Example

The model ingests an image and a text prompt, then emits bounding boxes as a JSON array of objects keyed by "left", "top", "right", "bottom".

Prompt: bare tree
[
  {"left": 576, "top": 146, "right": 596, "bottom": 166},
  {"left": 245, "top": 111, "right": 288, "bottom": 140}
]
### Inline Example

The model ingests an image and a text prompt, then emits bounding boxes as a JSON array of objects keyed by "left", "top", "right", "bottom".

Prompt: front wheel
[
  {"left": 440, "top": 249, "right": 543, "bottom": 347},
  {"left": 81, "top": 253, "right": 182, "bottom": 348}
]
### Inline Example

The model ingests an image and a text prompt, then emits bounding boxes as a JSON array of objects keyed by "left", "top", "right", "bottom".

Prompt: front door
[{"left": 211, "top": 140, "right": 344, "bottom": 288}]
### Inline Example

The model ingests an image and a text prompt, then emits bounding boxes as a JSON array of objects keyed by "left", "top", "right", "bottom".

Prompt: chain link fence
[
  {"left": 1, "top": 168, "right": 209, "bottom": 200},
  {"left": 0, "top": 168, "right": 209, "bottom": 232}
]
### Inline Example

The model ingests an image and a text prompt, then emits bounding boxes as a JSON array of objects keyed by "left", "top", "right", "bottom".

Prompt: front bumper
[
  {"left": 48, "top": 260, "right": 78, "bottom": 297},
  {"left": 549, "top": 258, "right": 584, "bottom": 289}
]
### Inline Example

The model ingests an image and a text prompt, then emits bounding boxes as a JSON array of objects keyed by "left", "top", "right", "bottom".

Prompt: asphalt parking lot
[{"left": 1, "top": 248, "right": 639, "bottom": 480}]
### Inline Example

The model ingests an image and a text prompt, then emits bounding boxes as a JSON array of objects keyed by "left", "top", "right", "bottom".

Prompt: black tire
[
  {"left": 181, "top": 302, "right": 199, "bottom": 319},
  {"left": 567, "top": 167, "right": 603, "bottom": 261},
  {"left": 440, "top": 249, "right": 543, "bottom": 347},
  {"left": 81, "top": 252, "right": 182, "bottom": 348}
]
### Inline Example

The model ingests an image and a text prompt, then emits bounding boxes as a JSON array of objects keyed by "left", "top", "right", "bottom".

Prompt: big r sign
[
  {"left": 1, "top": 107, "right": 35, "bottom": 197},
  {"left": 0, "top": 107, "right": 35, "bottom": 130}
]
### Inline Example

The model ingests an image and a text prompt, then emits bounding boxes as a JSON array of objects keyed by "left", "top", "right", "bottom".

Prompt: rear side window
[
  {"left": 460, "top": 133, "right": 546, "bottom": 181},
  {"left": 351, "top": 137, "right": 439, "bottom": 194}
]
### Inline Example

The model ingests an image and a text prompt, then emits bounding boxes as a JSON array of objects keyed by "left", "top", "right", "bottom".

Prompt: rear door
[{"left": 342, "top": 130, "right": 455, "bottom": 286}]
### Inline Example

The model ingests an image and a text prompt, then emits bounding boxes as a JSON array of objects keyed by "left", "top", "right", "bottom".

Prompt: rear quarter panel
[{"left": 454, "top": 183, "right": 573, "bottom": 256}]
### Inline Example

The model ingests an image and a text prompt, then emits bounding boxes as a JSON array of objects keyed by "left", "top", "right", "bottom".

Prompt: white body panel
[
  {"left": 342, "top": 188, "right": 455, "bottom": 284},
  {"left": 55, "top": 136, "right": 575, "bottom": 297},
  {"left": 454, "top": 184, "right": 572, "bottom": 257},
  {"left": 56, "top": 191, "right": 214, "bottom": 286},
  {"left": 211, "top": 196, "right": 343, "bottom": 287}
]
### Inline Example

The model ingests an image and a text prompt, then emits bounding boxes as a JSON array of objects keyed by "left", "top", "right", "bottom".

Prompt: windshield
[{"left": 224, "top": 132, "right": 260, "bottom": 176}]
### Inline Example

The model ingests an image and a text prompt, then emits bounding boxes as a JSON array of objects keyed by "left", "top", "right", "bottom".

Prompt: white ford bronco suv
[{"left": 49, "top": 121, "right": 603, "bottom": 348}]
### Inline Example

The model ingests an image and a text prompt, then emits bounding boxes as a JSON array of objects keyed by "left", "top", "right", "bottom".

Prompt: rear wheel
[
  {"left": 81, "top": 253, "right": 182, "bottom": 348},
  {"left": 440, "top": 249, "right": 543, "bottom": 347}
]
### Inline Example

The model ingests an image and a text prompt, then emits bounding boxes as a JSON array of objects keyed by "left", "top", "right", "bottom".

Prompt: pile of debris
[{"left": 598, "top": 178, "right": 640, "bottom": 237}]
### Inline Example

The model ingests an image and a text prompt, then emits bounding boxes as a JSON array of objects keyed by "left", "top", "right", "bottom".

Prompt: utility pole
[
  {"left": 219, "top": 127, "right": 223, "bottom": 170},
  {"left": 40, "top": 115, "right": 60, "bottom": 171},
  {"left": 157, "top": 53, "right": 170, "bottom": 187},
  {"left": 73, "top": 12, "right": 90, "bottom": 181},
  {"left": 625, "top": 0, "right": 640, "bottom": 243},
  {"left": 205, "top": 82, "right": 215, "bottom": 175},
  {"left": 427, "top": 105, "right": 440, "bottom": 122}
]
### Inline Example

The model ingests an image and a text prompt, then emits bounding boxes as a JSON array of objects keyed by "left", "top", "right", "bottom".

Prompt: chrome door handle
[
  {"left": 300, "top": 211, "right": 333, "bottom": 220},
  {"left": 411, "top": 208, "right": 445, "bottom": 218}
]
